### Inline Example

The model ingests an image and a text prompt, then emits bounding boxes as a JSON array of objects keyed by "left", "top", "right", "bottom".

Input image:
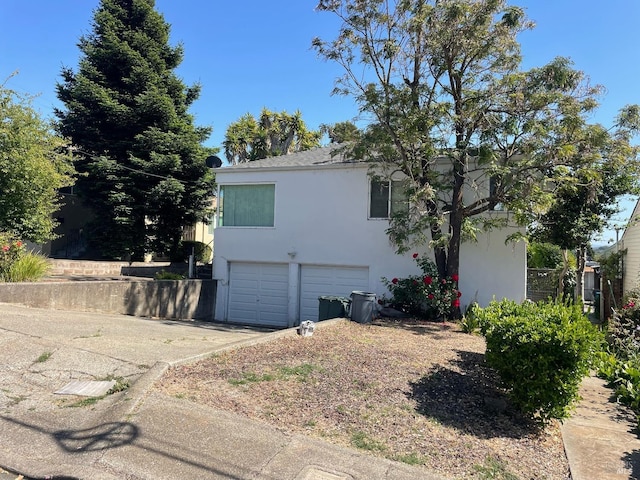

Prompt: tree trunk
[
  {"left": 558, "top": 249, "right": 569, "bottom": 300},
  {"left": 576, "top": 244, "right": 586, "bottom": 302}
]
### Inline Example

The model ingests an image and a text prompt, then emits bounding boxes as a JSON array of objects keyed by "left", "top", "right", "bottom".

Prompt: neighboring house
[
  {"left": 583, "top": 262, "right": 598, "bottom": 302},
  {"left": 212, "top": 145, "right": 527, "bottom": 328},
  {"left": 620, "top": 198, "right": 640, "bottom": 295},
  {"left": 44, "top": 187, "right": 215, "bottom": 261},
  {"left": 179, "top": 197, "right": 217, "bottom": 260}
]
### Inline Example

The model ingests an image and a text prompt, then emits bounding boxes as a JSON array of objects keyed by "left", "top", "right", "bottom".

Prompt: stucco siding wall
[
  {"left": 213, "top": 164, "right": 525, "bottom": 323},
  {"left": 622, "top": 220, "right": 640, "bottom": 295}
]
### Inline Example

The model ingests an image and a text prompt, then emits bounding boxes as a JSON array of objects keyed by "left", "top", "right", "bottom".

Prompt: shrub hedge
[{"left": 477, "top": 299, "right": 603, "bottom": 425}]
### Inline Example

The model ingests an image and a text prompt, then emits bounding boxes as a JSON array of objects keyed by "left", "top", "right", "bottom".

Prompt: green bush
[
  {"left": 0, "top": 232, "right": 25, "bottom": 281},
  {"left": 596, "top": 289, "right": 640, "bottom": 428},
  {"left": 5, "top": 252, "right": 50, "bottom": 282},
  {"left": 477, "top": 299, "right": 603, "bottom": 425},
  {"left": 607, "top": 289, "right": 640, "bottom": 359},
  {"left": 0, "top": 233, "right": 49, "bottom": 282},
  {"left": 172, "top": 241, "right": 212, "bottom": 263},
  {"left": 460, "top": 302, "right": 481, "bottom": 334},
  {"left": 154, "top": 270, "right": 185, "bottom": 280},
  {"left": 597, "top": 352, "right": 640, "bottom": 427}
]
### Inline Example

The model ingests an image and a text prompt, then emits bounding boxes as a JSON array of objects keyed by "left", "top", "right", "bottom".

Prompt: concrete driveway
[
  {"left": 0, "top": 303, "right": 275, "bottom": 479},
  {"left": 0, "top": 303, "right": 445, "bottom": 480},
  {"left": 0, "top": 303, "right": 271, "bottom": 414}
]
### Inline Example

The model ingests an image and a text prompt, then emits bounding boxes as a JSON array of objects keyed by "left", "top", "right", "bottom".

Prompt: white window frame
[
  {"left": 217, "top": 183, "right": 276, "bottom": 227},
  {"left": 369, "top": 179, "right": 408, "bottom": 219}
]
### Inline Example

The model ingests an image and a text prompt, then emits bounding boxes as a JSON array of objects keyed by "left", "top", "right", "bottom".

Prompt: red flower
[
  {"left": 457, "top": 291, "right": 462, "bottom": 298},
  {"left": 428, "top": 294, "right": 434, "bottom": 300},
  {"left": 412, "top": 253, "right": 419, "bottom": 259},
  {"left": 441, "top": 279, "right": 447, "bottom": 284},
  {"left": 1, "top": 245, "right": 8, "bottom": 252},
  {"left": 15, "top": 241, "right": 22, "bottom": 248},
  {"left": 413, "top": 279, "right": 418, "bottom": 285},
  {"left": 391, "top": 278, "right": 399, "bottom": 284},
  {"left": 452, "top": 299, "right": 461, "bottom": 308},
  {"left": 451, "top": 274, "right": 459, "bottom": 282},
  {"left": 423, "top": 276, "right": 432, "bottom": 285}
]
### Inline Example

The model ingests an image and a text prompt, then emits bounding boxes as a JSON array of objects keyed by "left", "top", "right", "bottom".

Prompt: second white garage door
[
  {"left": 228, "top": 262, "right": 289, "bottom": 327},
  {"left": 299, "top": 265, "right": 369, "bottom": 321}
]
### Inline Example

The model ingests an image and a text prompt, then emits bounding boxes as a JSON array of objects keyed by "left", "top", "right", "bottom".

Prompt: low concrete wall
[
  {"left": 47, "top": 259, "right": 188, "bottom": 278},
  {"left": 0, "top": 279, "right": 216, "bottom": 321}
]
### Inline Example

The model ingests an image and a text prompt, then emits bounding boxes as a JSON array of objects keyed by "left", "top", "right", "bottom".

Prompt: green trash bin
[
  {"left": 594, "top": 291, "right": 601, "bottom": 320},
  {"left": 318, "top": 296, "right": 351, "bottom": 321}
]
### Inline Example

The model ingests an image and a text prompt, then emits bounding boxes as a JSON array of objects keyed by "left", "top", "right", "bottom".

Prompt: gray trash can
[{"left": 350, "top": 291, "right": 377, "bottom": 324}]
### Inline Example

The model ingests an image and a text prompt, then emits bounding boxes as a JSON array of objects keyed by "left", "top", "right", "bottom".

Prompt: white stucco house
[{"left": 212, "top": 145, "right": 526, "bottom": 327}]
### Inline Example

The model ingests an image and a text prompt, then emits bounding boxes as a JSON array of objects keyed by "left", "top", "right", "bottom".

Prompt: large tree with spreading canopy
[{"left": 313, "top": 0, "right": 639, "bottom": 285}]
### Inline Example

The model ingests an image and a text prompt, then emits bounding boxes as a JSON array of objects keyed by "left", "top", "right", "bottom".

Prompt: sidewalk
[{"left": 562, "top": 375, "right": 640, "bottom": 480}]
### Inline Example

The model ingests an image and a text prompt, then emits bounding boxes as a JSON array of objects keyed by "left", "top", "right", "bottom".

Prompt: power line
[{"left": 71, "top": 148, "right": 214, "bottom": 186}]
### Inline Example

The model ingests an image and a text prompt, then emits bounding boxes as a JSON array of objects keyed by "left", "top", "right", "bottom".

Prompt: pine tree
[{"left": 56, "top": 0, "right": 214, "bottom": 260}]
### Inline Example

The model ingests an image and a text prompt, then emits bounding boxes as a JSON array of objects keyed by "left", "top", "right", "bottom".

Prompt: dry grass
[{"left": 157, "top": 319, "right": 570, "bottom": 479}]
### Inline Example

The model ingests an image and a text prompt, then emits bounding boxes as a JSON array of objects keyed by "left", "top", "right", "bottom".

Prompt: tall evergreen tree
[{"left": 56, "top": 0, "right": 215, "bottom": 260}]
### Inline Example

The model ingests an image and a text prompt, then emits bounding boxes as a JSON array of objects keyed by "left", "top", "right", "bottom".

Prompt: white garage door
[
  {"left": 228, "top": 262, "right": 289, "bottom": 327},
  {"left": 299, "top": 265, "right": 369, "bottom": 321}
]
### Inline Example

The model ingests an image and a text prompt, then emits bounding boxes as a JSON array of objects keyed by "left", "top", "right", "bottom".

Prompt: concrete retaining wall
[
  {"left": 0, "top": 279, "right": 216, "bottom": 321},
  {"left": 47, "top": 259, "right": 188, "bottom": 278}
]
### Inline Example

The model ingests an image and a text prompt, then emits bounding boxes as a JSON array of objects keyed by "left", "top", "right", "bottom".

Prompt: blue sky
[{"left": 2, "top": 1, "right": 639, "bottom": 245}]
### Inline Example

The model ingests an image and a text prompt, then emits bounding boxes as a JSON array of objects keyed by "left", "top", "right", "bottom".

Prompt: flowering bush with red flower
[
  {"left": 608, "top": 289, "right": 640, "bottom": 359},
  {"left": 0, "top": 233, "right": 25, "bottom": 279},
  {"left": 382, "top": 253, "right": 460, "bottom": 320},
  {"left": 0, "top": 232, "right": 50, "bottom": 283}
]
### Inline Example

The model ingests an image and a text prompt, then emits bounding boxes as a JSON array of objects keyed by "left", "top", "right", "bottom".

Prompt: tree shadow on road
[
  {"left": 622, "top": 449, "right": 640, "bottom": 479},
  {"left": 54, "top": 421, "right": 139, "bottom": 452}
]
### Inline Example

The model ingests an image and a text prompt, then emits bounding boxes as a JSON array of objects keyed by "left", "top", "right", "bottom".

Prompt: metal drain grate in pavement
[
  {"left": 54, "top": 380, "right": 116, "bottom": 397},
  {"left": 296, "top": 467, "right": 352, "bottom": 480}
]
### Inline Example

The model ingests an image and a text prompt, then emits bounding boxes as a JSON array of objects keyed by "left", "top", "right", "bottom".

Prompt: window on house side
[
  {"left": 218, "top": 184, "right": 275, "bottom": 227},
  {"left": 369, "top": 179, "right": 408, "bottom": 219}
]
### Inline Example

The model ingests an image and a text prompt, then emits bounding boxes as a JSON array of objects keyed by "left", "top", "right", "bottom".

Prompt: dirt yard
[{"left": 157, "top": 319, "right": 570, "bottom": 479}]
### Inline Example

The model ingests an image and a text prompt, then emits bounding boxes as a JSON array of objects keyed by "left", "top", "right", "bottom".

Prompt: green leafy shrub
[
  {"left": 382, "top": 253, "right": 460, "bottom": 319},
  {"left": 596, "top": 289, "right": 640, "bottom": 427},
  {"left": 597, "top": 352, "right": 640, "bottom": 427},
  {"left": 477, "top": 299, "right": 603, "bottom": 425},
  {"left": 527, "top": 242, "right": 567, "bottom": 269},
  {"left": 172, "top": 241, "right": 212, "bottom": 263},
  {"left": 460, "top": 302, "right": 481, "bottom": 334},
  {"left": 154, "top": 270, "right": 185, "bottom": 280},
  {"left": 607, "top": 289, "right": 640, "bottom": 359}
]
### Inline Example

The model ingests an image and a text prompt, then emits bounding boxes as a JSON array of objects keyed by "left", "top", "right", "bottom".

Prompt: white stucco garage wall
[{"left": 213, "top": 157, "right": 526, "bottom": 325}]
